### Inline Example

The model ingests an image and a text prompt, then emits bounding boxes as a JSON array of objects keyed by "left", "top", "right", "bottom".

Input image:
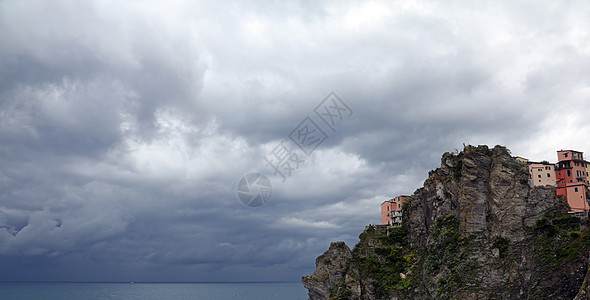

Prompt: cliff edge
[{"left": 303, "top": 145, "right": 590, "bottom": 300}]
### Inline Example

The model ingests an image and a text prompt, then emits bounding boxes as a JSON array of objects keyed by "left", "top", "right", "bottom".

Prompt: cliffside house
[
  {"left": 528, "top": 161, "right": 557, "bottom": 187},
  {"left": 380, "top": 195, "right": 409, "bottom": 227},
  {"left": 522, "top": 150, "right": 590, "bottom": 213},
  {"left": 555, "top": 150, "right": 589, "bottom": 212}
]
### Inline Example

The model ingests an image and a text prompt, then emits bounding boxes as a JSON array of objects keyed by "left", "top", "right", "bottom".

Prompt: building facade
[
  {"left": 380, "top": 195, "right": 409, "bottom": 226},
  {"left": 528, "top": 162, "right": 556, "bottom": 187},
  {"left": 555, "top": 150, "right": 589, "bottom": 212}
]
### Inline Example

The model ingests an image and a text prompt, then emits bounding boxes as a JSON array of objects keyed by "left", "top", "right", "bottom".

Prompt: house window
[
  {"left": 538, "top": 168, "right": 542, "bottom": 172},
  {"left": 565, "top": 153, "right": 568, "bottom": 157},
  {"left": 387, "top": 206, "right": 389, "bottom": 211},
  {"left": 575, "top": 187, "right": 579, "bottom": 192},
  {"left": 398, "top": 204, "right": 401, "bottom": 209},
  {"left": 568, "top": 170, "right": 572, "bottom": 177},
  {"left": 538, "top": 174, "right": 541, "bottom": 178},
  {"left": 545, "top": 166, "right": 550, "bottom": 170},
  {"left": 575, "top": 162, "right": 580, "bottom": 166},
  {"left": 547, "top": 173, "right": 551, "bottom": 177}
]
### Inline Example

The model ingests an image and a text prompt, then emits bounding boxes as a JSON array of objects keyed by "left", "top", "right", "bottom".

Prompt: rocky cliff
[{"left": 303, "top": 145, "right": 590, "bottom": 300}]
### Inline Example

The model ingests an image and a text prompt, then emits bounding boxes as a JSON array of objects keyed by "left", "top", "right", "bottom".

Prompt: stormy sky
[{"left": 1, "top": 0, "right": 590, "bottom": 282}]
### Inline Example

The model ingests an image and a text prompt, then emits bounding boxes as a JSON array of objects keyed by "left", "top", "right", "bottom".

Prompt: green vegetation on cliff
[
  {"left": 533, "top": 215, "right": 590, "bottom": 268},
  {"left": 354, "top": 225, "right": 412, "bottom": 295}
]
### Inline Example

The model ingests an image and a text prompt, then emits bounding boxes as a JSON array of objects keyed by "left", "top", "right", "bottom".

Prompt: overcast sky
[{"left": 1, "top": 0, "right": 590, "bottom": 282}]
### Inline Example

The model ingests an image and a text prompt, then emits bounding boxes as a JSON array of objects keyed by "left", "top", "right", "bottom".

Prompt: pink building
[
  {"left": 555, "top": 150, "right": 589, "bottom": 212},
  {"left": 380, "top": 195, "right": 409, "bottom": 226}
]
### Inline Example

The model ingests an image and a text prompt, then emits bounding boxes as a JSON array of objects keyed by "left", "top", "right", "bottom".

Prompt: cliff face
[{"left": 303, "top": 145, "right": 590, "bottom": 300}]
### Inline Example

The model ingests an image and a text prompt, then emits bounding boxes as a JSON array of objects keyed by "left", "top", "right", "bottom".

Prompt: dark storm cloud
[{"left": 1, "top": 0, "right": 590, "bottom": 282}]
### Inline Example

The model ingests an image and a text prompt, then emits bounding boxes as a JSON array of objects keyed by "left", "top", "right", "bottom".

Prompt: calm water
[{"left": 0, "top": 282, "right": 308, "bottom": 300}]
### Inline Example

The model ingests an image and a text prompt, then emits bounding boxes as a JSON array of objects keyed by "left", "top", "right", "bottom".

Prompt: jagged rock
[
  {"left": 302, "top": 242, "right": 353, "bottom": 300},
  {"left": 303, "top": 145, "right": 590, "bottom": 300}
]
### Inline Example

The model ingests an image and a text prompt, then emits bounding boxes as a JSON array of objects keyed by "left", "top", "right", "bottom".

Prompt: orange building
[
  {"left": 555, "top": 150, "right": 589, "bottom": 212},
  {"left": 380, "top": 195, "right": 409, "bottom": 226}
]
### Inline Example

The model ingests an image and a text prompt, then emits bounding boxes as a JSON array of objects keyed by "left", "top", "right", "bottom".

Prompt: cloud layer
[{"left": 1, "top": 0, "right": 590, "bottom": 281}]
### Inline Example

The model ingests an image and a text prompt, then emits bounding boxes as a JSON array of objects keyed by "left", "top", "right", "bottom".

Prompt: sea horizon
[{"left": 0, "top": 281, "right": 309, "bottom": 300}]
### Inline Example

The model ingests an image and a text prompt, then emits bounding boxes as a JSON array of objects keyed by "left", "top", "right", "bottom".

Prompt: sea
[{"left": 0, "top": 282, "right": 308, "bottom": 300}]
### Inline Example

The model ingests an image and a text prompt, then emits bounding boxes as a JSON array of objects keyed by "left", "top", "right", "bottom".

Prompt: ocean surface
[{"left": 0, "top": 282, "right": 308, "bottom": 300}]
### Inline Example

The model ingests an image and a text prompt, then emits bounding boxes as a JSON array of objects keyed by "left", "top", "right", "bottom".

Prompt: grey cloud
[{"left": 1, "top": 0, "right": 590, "bottom": 283}]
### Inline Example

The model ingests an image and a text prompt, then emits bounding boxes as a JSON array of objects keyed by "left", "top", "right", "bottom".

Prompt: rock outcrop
[
  {"left": 303, "top": 242, "right": 353, "bottom": 300},
  {"left": 303, "top": 145, "right": 590, "bottom": 300}
]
